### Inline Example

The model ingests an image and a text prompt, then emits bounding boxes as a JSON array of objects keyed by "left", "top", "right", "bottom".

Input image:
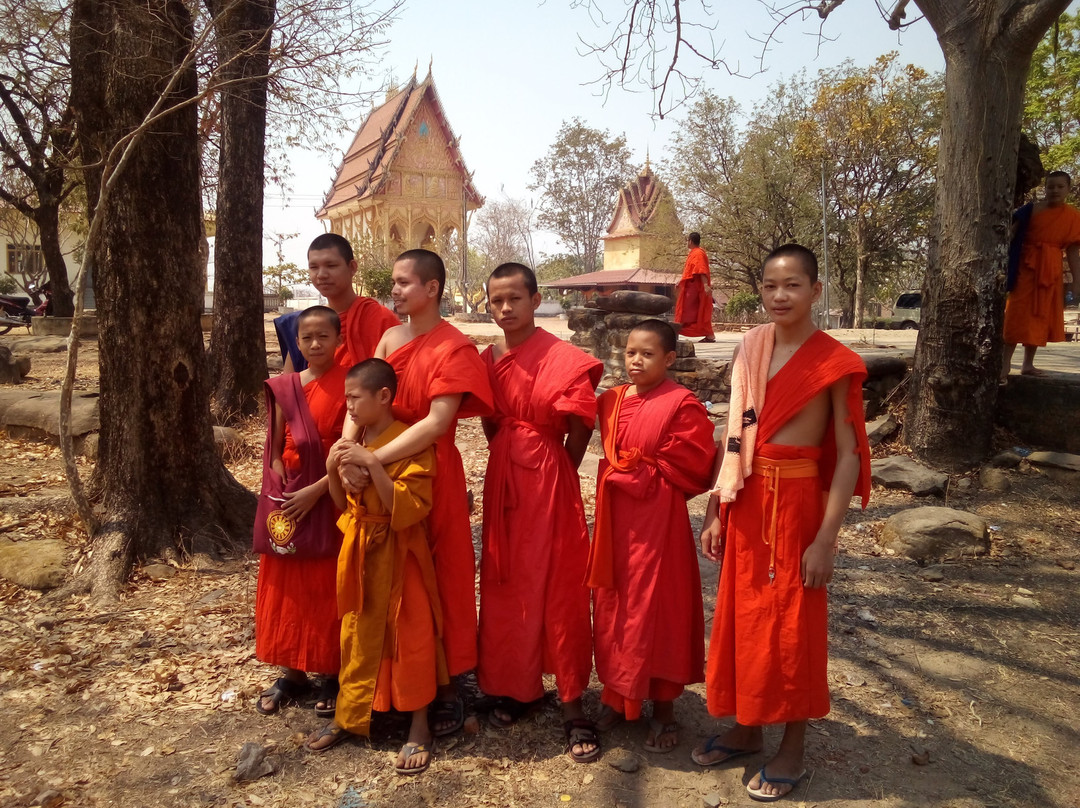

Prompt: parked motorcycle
[{"left": 0, "top": 293, "right": 35, "bottom": 335}]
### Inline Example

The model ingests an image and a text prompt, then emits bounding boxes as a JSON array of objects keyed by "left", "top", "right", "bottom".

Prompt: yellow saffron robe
[{"left": 334, "top": 421, "right": 446, "bottom": 736}]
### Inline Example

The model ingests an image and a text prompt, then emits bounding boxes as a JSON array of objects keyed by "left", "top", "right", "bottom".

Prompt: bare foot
[
  {"left": 1020, "top": 366, "right": 1045, "bottom": 376},
  {"left": 691, "top": 725, "right": 763, "bottom": 766},
  {"left": 644, "top": 719, "right": 678, "bottom": 752},
  {"left": 394, "top": 736, "right": 434, "bottom": 775},
  {"left": 304, "top": 722, "right": 351, "bottom": 753}
]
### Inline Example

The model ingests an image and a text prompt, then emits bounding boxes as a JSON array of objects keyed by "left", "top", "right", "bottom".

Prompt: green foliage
[
  {"left": 263, "top": 261, "right": 307, "bottom": 297},
  {"left": 1024, "top": 11, "right": 1080, "bottom": 181},
  {"left": 536, "top": 252, "right": 586, "bottom": 282},
  {"left": 0, "top": 273, "right": 17, "bottom": 294},
  {"left": 725, "top": 290, "right": 760, "bottom": 320},
  {"left": 667, "top": 54, "right": 941, "bottom": 327},
  {"left": 530, "top": 119, "right": 634, "bottom": 275},
  {"left": 364, "top": 266, "right": 394, "bottom": 300}
]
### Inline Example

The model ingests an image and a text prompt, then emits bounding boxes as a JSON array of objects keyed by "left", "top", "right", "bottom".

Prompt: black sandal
[
  {"left": 315, "top": 677, "right": 339, "bottom": 718},
  {"left": 429, "top": 696, "right": 464, "bottom": 737},
  {"left": 564, "top": 719, "right": 601, "bottom": 764},
  {"left": 255, "top": 676, "right": 309, "bottom": 715}
]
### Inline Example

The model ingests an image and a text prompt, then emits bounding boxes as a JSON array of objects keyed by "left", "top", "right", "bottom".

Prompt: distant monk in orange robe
[
  {"left": 587, "top": 319, "right": 716, "bottom": 754},
  {"left": 275, "top": 233, "right": 400, "bottom": 373},
  {"left": 254, "top": 306, "right": 348, "bottom": 718},
  {"left": 339, "top": 249, "right": 493, "bottom": 738},
  {"left": 1002, "top": 171, "right": 1080, "bottom": 381},
  {"left": 675, "top": 232, "right": 715, "bottom": 341},
  {"left": 694, "top": 244, "right": 870, "bottom": 803},
  {"left": 478, "top": 263, "right": 603, "bottom": 764},
  {"left": 305, "top": 359, "right": 442, "bottom": 776}
]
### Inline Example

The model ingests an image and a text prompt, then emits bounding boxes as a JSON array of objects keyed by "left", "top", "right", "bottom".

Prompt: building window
[{"left": 6, "top": 244, "right": 44, "bottom": 278}]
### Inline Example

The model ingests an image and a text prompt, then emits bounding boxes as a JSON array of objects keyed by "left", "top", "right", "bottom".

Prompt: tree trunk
[
  {"left": 206, "top": 0, "right": 275, "bottom": 424},
  {"left": 34, "top": 197, "right": 74, "bottom": 317},
  {"left": 70, "top": 0, "right": 255, "bottom": 602},
  {"left": 905, "top": 0, "right": 1070, "bottom": 470},
  {"left": 853, "top": 220, "right": 866, "bottom": 329}
]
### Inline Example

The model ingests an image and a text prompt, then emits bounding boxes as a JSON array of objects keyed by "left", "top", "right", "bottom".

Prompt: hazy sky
[{"left": 263, "top": 0, "right": 950, "bottom": 267}]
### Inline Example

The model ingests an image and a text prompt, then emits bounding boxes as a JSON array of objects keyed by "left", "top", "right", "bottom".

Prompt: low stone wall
[{"left": 31, "top": 316, "right": 98, "bottom": 338}]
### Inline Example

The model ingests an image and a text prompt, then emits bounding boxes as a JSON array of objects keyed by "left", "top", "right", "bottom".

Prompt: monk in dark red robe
[
  {"left": 674, "top": 232, "right": 715, "bottom": 341},
  {"left": 255, "top": 307, "right": 348, "bottom": 716},
  {"left": 478, "top": 262, "right": 604, "bottom": 763},
  {"left": 587, "top": 320, "right": 716, "bottom": 753}
]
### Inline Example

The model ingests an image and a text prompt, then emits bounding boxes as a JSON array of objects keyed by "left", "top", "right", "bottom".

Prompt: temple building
[
  {"left": 316, "top": 69, "right": 483, "bottom": 261},
  {"left": 541, "top": 163, "right": 685, "bottom": 298}
]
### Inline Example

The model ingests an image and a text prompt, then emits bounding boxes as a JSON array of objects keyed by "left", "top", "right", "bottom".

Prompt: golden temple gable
[
  {"left": 317, "top": 70, "right": 483, "bottom": 260},
  {"left": 601, "top": 163, "right": 683, "bottom": 273}
]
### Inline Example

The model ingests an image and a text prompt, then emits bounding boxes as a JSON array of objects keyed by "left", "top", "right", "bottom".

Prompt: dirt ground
[{"left": 1, "top": 323, "right": 1078, "bottom": 808}]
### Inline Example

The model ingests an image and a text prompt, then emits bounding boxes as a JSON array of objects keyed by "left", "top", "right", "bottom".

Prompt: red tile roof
[
  {"left": 316, "top": 72, "right": 482, "bottom": 218},
  {"left": 539, "top": 267, "right": 680, "bottom": 289}
]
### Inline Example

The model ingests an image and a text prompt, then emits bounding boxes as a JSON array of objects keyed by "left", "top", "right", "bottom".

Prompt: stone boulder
[
  {"left": 866, "top": 414, "right": 898, "bottom": 447},
  {"left": 0, "top": 345, "right": 31, "bottom": 384},
  {"left": 880, "top": 507, "right": 989, "bottom": 562},
  {"left": 593, "top": 290, "right": 672, "bottom": 315},
  {"left": 871, "top": 455, "right": 948, "bottom": 496},
  {"left": 0, "top": 538, "right": 67, "bottom": 590},
  {"left": 978, "top": 466, "right": 1011, "bottom": 493},
  {"left": 1027, "top": 451, "right": 1080, "bottom": 472}
]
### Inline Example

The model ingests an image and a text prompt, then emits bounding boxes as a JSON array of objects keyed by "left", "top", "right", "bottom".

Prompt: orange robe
[
  {"left": 675, "top": 246, "right": 714, "bottom": 338},
  {"left": 1004, "top": 203, "right": 1080, "bottom": 346},
  {"left": 477, "top": 328, "right": 603, "bottom": 704},
  {"left": 387, "top": 320, "right": 494, "bottom": 675},
  {"left": 255, "top": 364, "right": 348, "bottom": 674},
  {"left": 587, "top": 379, "right": 716, "bottom": 719},
  {"left": 706, "top": 331, "right": 870, "bottom": 726},
  {"left": 334, "top": 421, "right": 446, "bottom": 736}
]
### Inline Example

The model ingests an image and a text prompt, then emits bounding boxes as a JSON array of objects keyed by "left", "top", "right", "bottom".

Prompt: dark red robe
[
  {"left": 478, "top": 328, "right": 603, "bottom": 704},
  {"left": 588, "top": 379, "right": 716, "bottom": 718}
]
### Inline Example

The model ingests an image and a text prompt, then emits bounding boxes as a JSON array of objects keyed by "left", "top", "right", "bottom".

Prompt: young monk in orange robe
[
  {"left": 1002, "top": 171, "right": 1080, "bottom": 381},
  {"left": 674, "top": 232, "right": 715, "bottom": 341},
  {"left": 254, "top": 306, "right": 348, "bottom": 716},
  {"left": 275, "top": 233, "right": 399, "bottom": 373},
  {"left": 694, "top": 244, "right": 870, "bottom": 803},
  {"left": 339, "top": 249, "right": 493, "bottom": 737},
  {"left": 587, "top": 319, "right": 716, "bottom": 754},
  {"left": 478, "top": 263, "right": 604, "bottom": 763},
  {"left": 305, "top": 359, "right": 443, "bottom": 776}
]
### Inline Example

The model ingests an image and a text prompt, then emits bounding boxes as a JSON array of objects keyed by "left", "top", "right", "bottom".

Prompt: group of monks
[
  {"left": 252, "top": 232, "right": 877, "bottom": 801},
  {"left": 1002, "top": 170, "right": 1080, "bottom": 382}
]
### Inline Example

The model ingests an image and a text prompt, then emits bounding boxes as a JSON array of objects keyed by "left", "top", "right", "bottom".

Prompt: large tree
[
  {"left": 68, "top": 0, "right": 254, "bottom": 601},
  {"left": 582, "top": 0, "right": 1071, "bottom": 469},
  {"left": 0, "top": 0, "right": 77, "bottom": 316},
  {"left": 472, "top": 196, "right": 535, "bottom": 274},
  {"left": 530, "top": 118, "right": 634, "bottom": 275}
]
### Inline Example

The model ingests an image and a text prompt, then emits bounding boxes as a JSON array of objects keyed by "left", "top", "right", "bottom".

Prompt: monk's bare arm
[
  {"left": 700, "top": 425, "right": 727, "bottom": 562},
  {"left": 701, "top": 343, "right": 738, "bottom": 562},
  {"left": 564, "top": 416, "right": 592, "bottom": 469},
  {"left": 802, "top": 378, "right": 860, "bottom": 588},
  {"left": 1066, "top": 243, "right": 1080, "bottom": 278},
  {"left": 325, "top": 440, "right": 349, "bottom": 511},
  {"left": 282, "top": 354, "right": 295, "bottom": 374},
  {"left": 371, "top": 394, "right": 463, "bottom": 465}
]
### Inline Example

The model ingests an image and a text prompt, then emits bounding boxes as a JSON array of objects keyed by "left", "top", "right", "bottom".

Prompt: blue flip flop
[
  {"left": 746, "top": 766, "right": 807, "bottom": 802},
  {"left": 690, "top": 735, "right": 761, "bottom": 767}
]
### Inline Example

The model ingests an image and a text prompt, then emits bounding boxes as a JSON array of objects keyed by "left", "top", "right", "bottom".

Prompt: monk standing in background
[
  {"left": 587, "top": 319, "right": 716, "bottom": 754},
  {"left": 341, "top": 248, "right": 493, "bottom": 737},
  {"left": 694, "top": 244, "right": 870, "bottom": 802},
  {"left": 675, "top": 232, "right": 715, "bottom": 342},
  {"left": 1002, "top": 171, "right": 1080, "bottom": 381},
  {"left": 275, "top": 233, "right": 399, "bottom": 373},
  {"left": 478, "top": 263, "right": 603, "bottom": 763}
]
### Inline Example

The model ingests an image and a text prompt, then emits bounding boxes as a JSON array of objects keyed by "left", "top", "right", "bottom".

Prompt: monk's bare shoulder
[{"left": 378, "top": 324, "right": 412, "bottom": 357}]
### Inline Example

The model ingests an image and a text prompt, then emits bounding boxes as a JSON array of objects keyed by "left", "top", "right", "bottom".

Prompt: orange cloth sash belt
[
  {"left": 336, "top": 508, "right": 392, "bottom": 619},
  {"left": 751, "top": 456, "right": 819, "bottom": 584}
]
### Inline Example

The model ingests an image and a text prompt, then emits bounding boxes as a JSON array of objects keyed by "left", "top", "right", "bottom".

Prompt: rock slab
[
  {"left": 880, "top": 507, "right": 989, "bottom": 562},
  {"left": 0, "top": 345, "right": 31, "bottom": 384},
  {"left": 1027, "top": 451, "right": 1080, "bottom": 472},
  {"left": 871, "top": 455, "right": 948, "bottom": 496},
  {"left": 0, "top": 538, "right": 67, "bottom": 590}
]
